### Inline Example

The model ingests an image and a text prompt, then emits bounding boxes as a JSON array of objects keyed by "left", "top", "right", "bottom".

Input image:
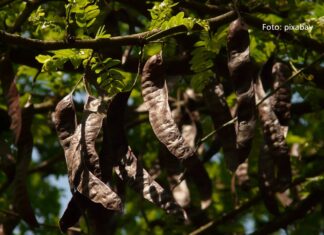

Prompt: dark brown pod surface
[
  {"left": 141, "top": 54, "right": 195, "bottom": 160},
  {"left": 53, "top": 95, "right": 122, "bottom": 211},
  {"left": 158, "top": 145, "right": 191, "bottom": 208},
  {"left": 59, "top": 197, "right": 81, "bottom": 232},
  {"left": 81, "top": 96, "right": 108, "bottom": 178},
  {"left": 13, "top": 103, "right": 39, "bottom": 228},
  {"left": 258, "top": 144, "right": 280, "bottom": 215},
  {"left": 0, "top": 58, "right": 21, "bottom": 143},
  {"left": 271, "top": 62, "right": 292, "bottom": 131},
  {"left": 227, "top": 18, "right": 256, "bottom": 164},
  {"left": 203, "top": 77, "right": 238, "bottom": 171},
  {"left": 114, "top": 147, "right": 188, "bottom": 220},
  {"left": 255, "top": 77, "right": 291, "bottom": 191},
  {"left": 53, "top": 94, "right": 77, "bottom": 151}
]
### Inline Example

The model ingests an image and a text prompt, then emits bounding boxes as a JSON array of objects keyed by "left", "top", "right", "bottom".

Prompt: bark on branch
[
  {"left": 0, "top": 11, "right": 236, "bottom": 50},
  {"left": 251, "top": 191, "right": 324, "bottom": 235}
]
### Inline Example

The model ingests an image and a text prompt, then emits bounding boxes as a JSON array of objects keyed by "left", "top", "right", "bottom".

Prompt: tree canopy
[{"left": 0, "top": 0, "right": 324, "bottom": 234}]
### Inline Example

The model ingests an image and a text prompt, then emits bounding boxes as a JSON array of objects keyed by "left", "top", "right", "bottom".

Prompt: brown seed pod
[
  {"left": 59, "top": 192, "right": 88, "bottom": 232},
  {"left": 271, "top": 62, "right": 292, "bottom": 136},
  {"left": 258, "top": 144, "right": 280, "bottom": 215},
  {"left": 53, "top": 95, "right": 122, "bottom": 211},
  {"left": 203, "top": 77, "right": 238, "bottom": 171},
  {"left": 81, "top": 96, "right": 108, "bottom": 178},
  {"left": 12, "top": 103, "right": 39, "bottom": 228},
  {"left": 255, "top": 76, "right": 291, "bottom": 192},
  {"left": 53, "top": 94, "right": 77, "bottom": 152},
  {"left": 179, "top": 109, "right": 212, "bottom": 209},
  {"left": 0, "top": 58, "right": 21, "bottom": 143},
  {"left": 103, "top": 92, "right": 130, "bottom": 166},
  {"left": 227, "top": 18, "right": 256, "bottom": 164},
  {"left": 114, "top": 147, "right": 188, "bottom": 219},
  {"left": 103, "top": 92, "right": 188, "bottom": 219},
  {"left": 141, "top": 54, "right": 195, "bottom": 160},
  {"left": 158, "top": 145, "right": 191, "bottom": 208}
]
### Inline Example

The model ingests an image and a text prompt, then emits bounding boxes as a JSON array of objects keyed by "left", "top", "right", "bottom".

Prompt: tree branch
[
  {"left": 250, "top": 191, "right": 324, "bottom": 235},
  {"left": 189, "top": 195, "right": 262, "bottom": 235},
  {"left": 0, "top": 11, "right": 237, "bottom": 50}
]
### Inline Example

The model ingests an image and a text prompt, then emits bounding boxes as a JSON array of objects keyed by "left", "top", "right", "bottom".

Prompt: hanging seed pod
[
  {"left": 0, "top": 58, "right": 21, "bottom": 143},
  {"left": 255, "top": 76, "right": 291, "bottom": 192},
  {"left": 114, "top": 147, "right": 188, "bottom": 219},
  {"left": 81, "top": 96, "right": 108, "bottom": 178},
  {"left": 203, "top": 77, "right": 238, "bottom": 171},
  {"left": 53, "top": 95, "right": 122, "bottom": 211},
  {"left": 59, "top": 192, "right": 89, "bottom": 232},
  {"left": 159, "top": 145, "right": 191, "bottom": 208},
  {"left": 227, "top": 18, "right": 256, "bottom": 164},
  {"left": 103, "top": 92, "right": 130, "bottom": 167},
  {"left": 103, "top": 92, "right": 188, "bottom": 220},
  {"left": 180, "top": 109, "right": 212, "bottom": 209},
  {"left": 53, "top": 94, "right": 77, "bottom": 151},
  {"left": 258, "top": 144, "right": 280, "bottom": 215},
  {"left": 271, "top": 62, "right": 292, "bottom": 137},
  {"left": 12, "top": 103, "right": 39, "bottom": 228},
  {"left": 141, "top": 54, "right": 195, "bottom": 160}
]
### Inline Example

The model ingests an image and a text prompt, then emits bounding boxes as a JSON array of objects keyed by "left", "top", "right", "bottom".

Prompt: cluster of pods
[{"left": 52, "top": 18, "right": 292, "bottom": 231}]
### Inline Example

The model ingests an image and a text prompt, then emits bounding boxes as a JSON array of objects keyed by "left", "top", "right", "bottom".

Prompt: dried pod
[
  {"left": 53, "top": 94, "right": 77, "bottom": 151},
  {"left": 103, "top": 92, "right": 130, "bottom": 166},
  {"left": 59, "top": 193, "right": 88, "bottom": 232},
  {"left": 141, "top": 54, "right": 195, "bottom": 160},
  {"left": 159, "top": 145, "right": 191, "bottom": 208},
  {"left": 271, "top": 62, "right": 292, "bottom": 137},
  {"left": 180, "top": 111, "right": 212, "bottom": 209},
  {"left": 12, "top": 103, "right": 39, "bottom": 228},
  {"left": 255, "top": 76, "right": 291, "bottom": 191},
  {"left": 0, "top": 58, "right": 21, "bottom": 143},
  {"left": 81, "top": 96, "right": 108, "bottom": 178},
  {"left": 114, "top": 147, "right": 188, "bottom": 219},
  {"left": 227, "top": 19, "right": 256, "bottom": 164},
  {"left": 53, "top": 95, "right": 122, "bottom": 211},
  {"left": 203, "top": 77, "right": 238, "bottom": 171},
  {"left": 103, "top": 92, "right": 188, "bottom": 219},
  {"left": 258, "top": 144, "right": 280, "bottom": 215}
]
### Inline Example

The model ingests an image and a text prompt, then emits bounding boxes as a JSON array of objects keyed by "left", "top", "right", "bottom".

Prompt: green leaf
[{"left": 35, "top": 55, "right": 52, "bottom": 64}]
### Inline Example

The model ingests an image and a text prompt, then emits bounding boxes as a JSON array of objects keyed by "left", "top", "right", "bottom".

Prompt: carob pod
[
  {"left": 227, "top": 18, "right": 256, "bottom": 164},
  {"left": 59, "top": 192, "right": 89, "bottom": 232},
  {"left": 203, "top": 77, "right": 238, "bottom": 171},
  {"left": 104, "top": 92, "right": 188, "bottom": 220},
  {"left": 53, "top": 94, "right": 122, "bottom": 231},
  {"left": 158, "top": 109, "right": 191, "bottom": 209},
  {"left": 180, "top": 108, "right": 212, "bottom": 209},
  {"left": 81, "top": 96, "right": 108, "bottom": 179},
  {"left": 271, "top": 62, "right": 292, "bottom": 137},
  {"left": 141, "top": 55, "right": 212, "bottom": 209},
  {"left": 141, "top": 54, "right": 194, "bottom": 160},
  {"left": 0, "top": 58, "right": 38, "bottom": 227},
  {"left": 53, "top": 95, "right": 82, "bottom": 228},
  {"left": 12, "top": 103, "right": 39, "bottom": 228},
  {"left": 0, "top": 57, "right": 21, "bottom": 143},
  {"left": 255, "top": 76, "right": 291, "bottom": 192},
  {"left": 114, "top": 147, "right": 187, "bottom": 219},
  {"left": 158, "top": 145, "right": 191, "bottom": 208},
  {"left": 258, "top": 144, "right": 280, "bottom": 215}
]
